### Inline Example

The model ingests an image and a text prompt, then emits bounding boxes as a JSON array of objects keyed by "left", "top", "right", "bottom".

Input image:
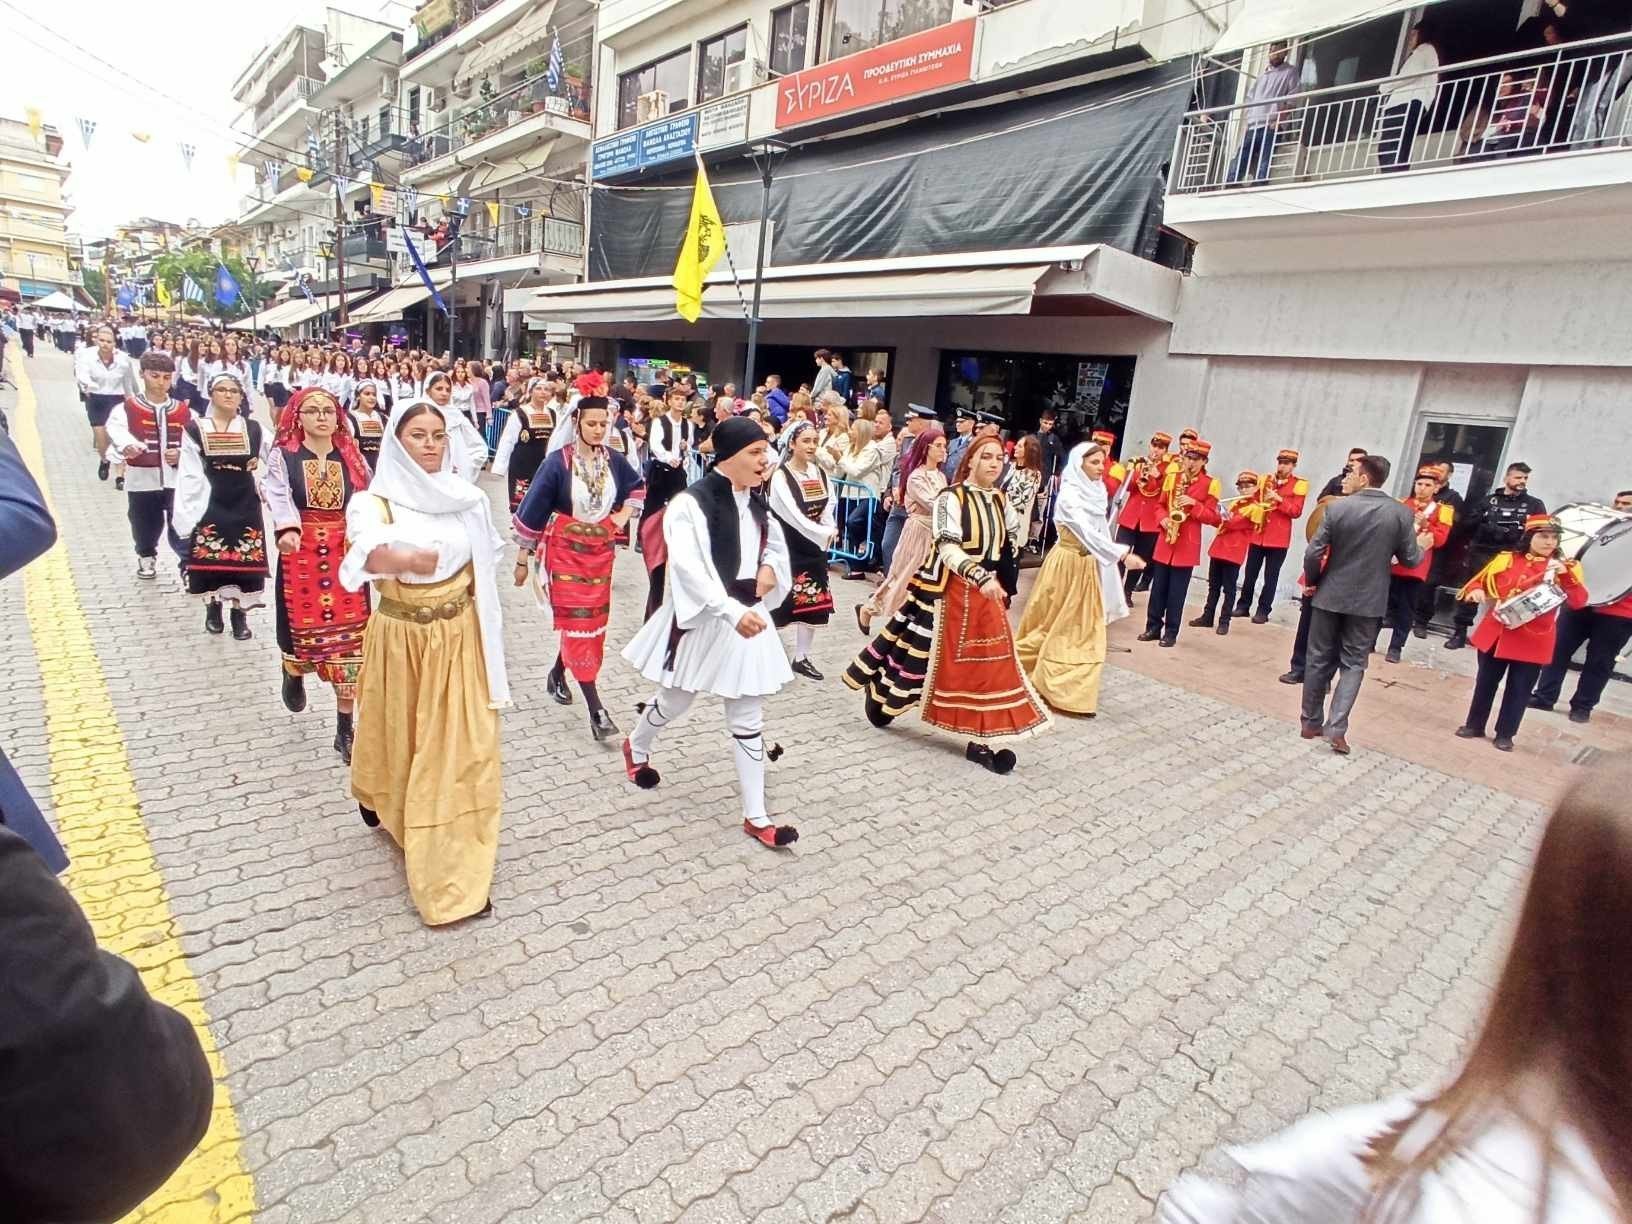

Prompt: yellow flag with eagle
[{"left": 673, "top": 154, "right": 725, "bottom": 323}]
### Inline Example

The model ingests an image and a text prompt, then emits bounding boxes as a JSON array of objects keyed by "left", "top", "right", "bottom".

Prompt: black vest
[{"left": 686, "top": 471, "right": 767, "bottom": 595}]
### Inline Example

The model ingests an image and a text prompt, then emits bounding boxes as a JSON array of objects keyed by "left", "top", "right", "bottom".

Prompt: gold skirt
[
  {"left": 351, "top": 566, "right": 501, "bottom": 926},
  {"left": 1014, "top": 528, "right": 1109, "bottom": 715}
]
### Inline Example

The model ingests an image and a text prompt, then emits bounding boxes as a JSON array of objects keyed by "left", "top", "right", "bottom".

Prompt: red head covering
[
  {"left": 574, "top": 371, "right": 606, "bottom": 399},
  {"left": 277, "top": 386, "right": 373, "bottom": 491}
]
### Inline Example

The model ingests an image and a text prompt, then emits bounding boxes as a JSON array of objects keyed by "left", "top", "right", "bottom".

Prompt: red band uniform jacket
[
  {"left": 1153, "top": 469, "right": 1223, "bottom": 569},
  {"left": 1462, "top": 552, "right": 1588, "bottom": 663}
]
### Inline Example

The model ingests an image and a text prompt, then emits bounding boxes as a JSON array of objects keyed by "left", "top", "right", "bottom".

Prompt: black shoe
[
  {"left": 204, "top": 601, "right": 224, "bottom": 635},
  {"left": 98, "top": 460, "right": 110, "bottom": 481},
  {"left": 229, "top": 608, "right": 252, "bottom": 640},
  {"left": 865, "top": 697, "right": 894, "bottom": 729},
  {"left": 1411, "top": 625, "right": 1428, "bottom": 639},
  {"left": 1188, "top": 615, "right": 1214, "bottom": 629},
  {"left": 589, "top": 707, "right": 619, "bottom": 742},
  {"left": 1455, "top": 725, "right": 1485, "bottom": 739},
  {"left": 359, "top": 803, "right": 380, "bottom": 828},
  {"left": 1528, "top": 696, "right": 1553, "bottom": 711},
  {"left": 281, "top": 671, "right": 307, "bottom": 714},
  {"left": 1231, "top": 605, "right": 1250, "bottom": 620},
  {"left": 1159, "top": 637, "right": 1177, "bottom": 648},
  {"left": 842, "top": 570, "right": 871, "bottom": 582},
  {"left": 115, "top": 476, "right": 124, "bottom": 491},
  {"left": 791, "top": 658, "right": 823, "bottom": 681},
  {"left": 546, "top": 669, "right": 572, "bottom": 706},
  {"left": 1278, "top": 670, "right": 1303, "bottom": 685},
  {"left": 1385, "top": 647, "right": 1401, "bottom": 664},
  {"left": 334, "top": 713, "right": 354, "bottom": 765},
  {"left": 1568, "top": 708, "right": 1591, "bottom": 725},
  {"left": 1251, "top": 613, "right": 1269, "bottom": 625},
  {"left": 1216, "top": 620, "right": 1230, "bottom": 636},
  {"left": 965, "top": 742, "right": 1015, "bottom": 775},
  {"left": 1136, "top": 631, "right": 1161, "bottom": 642},
  {"left": 1492, "top": 735, "right": 1515, "bottom": 752},
  {"left": 1443, "top": 630, "right": 1468, "bottom": 650}
]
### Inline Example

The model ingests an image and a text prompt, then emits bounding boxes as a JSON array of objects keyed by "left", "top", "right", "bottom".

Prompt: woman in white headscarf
[
  {"left": 422, "top": 369, "right": 488, "bottom": 481},
  {"left": 340, "top": 398, "right": 509, "bottom": 926},
  {"left": 1014, "top": 441, "right": 1144, "bottom": 715}
]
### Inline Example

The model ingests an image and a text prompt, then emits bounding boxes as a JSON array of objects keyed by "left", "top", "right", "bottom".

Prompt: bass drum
[{"left": 1554, "top": 502, "right": 1632, "bottom": 606}]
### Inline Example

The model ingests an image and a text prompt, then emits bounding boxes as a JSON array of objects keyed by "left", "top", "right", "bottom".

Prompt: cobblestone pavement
[{"left": 2, "top": 350, "right": 1558, "bottom": 1222}]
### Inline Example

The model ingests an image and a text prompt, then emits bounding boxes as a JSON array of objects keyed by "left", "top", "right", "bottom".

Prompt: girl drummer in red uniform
[{"left": 1454, "top": 514, "right": 1588, "bottom": 752}]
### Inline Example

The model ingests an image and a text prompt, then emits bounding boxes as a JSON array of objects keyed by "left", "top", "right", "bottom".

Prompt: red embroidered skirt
[
  {"left": 546, "top": 515, "right": 616, "bottom": 682},
  {"left": 922, "top": 573, "right": 1050, "bottom": 741},
  {"left": 275, "top": 509, "right": 370, "bottom": 695}
]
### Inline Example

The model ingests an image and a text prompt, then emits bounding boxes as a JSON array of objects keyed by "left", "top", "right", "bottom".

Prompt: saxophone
[{"left": 1162, "top": 467, "right": 1187, "bottom": 545}]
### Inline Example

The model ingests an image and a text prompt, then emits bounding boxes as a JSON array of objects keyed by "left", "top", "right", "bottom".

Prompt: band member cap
[
  {"left": 1090, "top": 430, "right": 1116, "bottom": 447},
  {"left": 1185, "top": 439, "right": 1213, "bottom": 458},
  {"left": 1235, "top": 470, "right": 1258, "bottom": 485},
  {"left": 1150, "top": 431, "right": 1173, "bottom": 447},
  {"left": 1277, "top": 448, "right": 1300, "bottom": 463},
  {"left": 1524, "top": 514, "right": 1560, "bottom": 533}
]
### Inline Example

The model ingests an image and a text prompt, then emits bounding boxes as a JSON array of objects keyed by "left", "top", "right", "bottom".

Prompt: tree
[
  {"left": 151, "top": 250, "right": 273, "bottom": 321},
  {"left": 81, "top": 267, "right": 106, "bottom": 308}
]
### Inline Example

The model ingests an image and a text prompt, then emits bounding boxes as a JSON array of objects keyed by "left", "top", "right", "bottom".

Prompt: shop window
[
  {"left": 823, "top": 0, "right": 954, "bottom": 62},
  {"left": 936, "top": 350, "right": 1135, "bottom": 446},
  {"left": 617, "top": 49, "right": 692, "bottom": 129},
  {"left": 698, "top": 25, "right": 749, "bottom": 103},
  {"left": 770, "top": 2, "right": 811, "bottom": 77}
]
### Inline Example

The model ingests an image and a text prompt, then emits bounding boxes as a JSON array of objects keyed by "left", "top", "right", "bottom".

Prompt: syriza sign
[{"left": 774, "top": 19, "right": 977, "bottom": 128}]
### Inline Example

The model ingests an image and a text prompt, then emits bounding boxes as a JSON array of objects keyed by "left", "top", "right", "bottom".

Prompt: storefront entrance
[{"left": 935, "top": 350, "right": 1136, "bottom": 451}]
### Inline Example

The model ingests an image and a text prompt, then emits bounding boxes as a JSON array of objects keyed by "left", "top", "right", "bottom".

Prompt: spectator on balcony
[
  {"left": 1228, "top": 41, "right": 1300, "bottom": 184},
  {"left": 1377, "top": 23, "right": 1440, "bottom": 172}
]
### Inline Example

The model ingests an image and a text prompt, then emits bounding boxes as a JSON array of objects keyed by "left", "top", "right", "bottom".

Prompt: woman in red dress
[{"left": 1455, "top": 514, "right": 1587, "bottom": 752}]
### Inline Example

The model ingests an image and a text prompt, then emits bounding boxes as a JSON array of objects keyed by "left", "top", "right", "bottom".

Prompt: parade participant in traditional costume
[
  {"left": 1232, "top": 448, "right": 1309, "bottom": 622},
  {"left": 104, "top": 352, "right": 189, "bottom": 581},
  {"left": 1015, "top": 442, "right": 1138, "bottom": 715},
  {"left": 1455, "top": 514, "right": 1587, "bottom": 752},
  {"left": 621, "top": 417, "right": 800, "bottom": 848},
  {"left": 1188, "top": 471, "right": 1260, "bottom": 636},
  {"left": 1378, "top": 467, "right": 1455, "bottom": 663},
  {"left": 859, "top": 428, "right": 947, "bottom": 634},
  {"left": 422, "top": 369, "right": 488, "bottom": 479},
  {"left": 1532, "top": 490, "right": 1632, "bottom": 723},
  {"left": 173, "top": 374, "right": 269, "bottom": 639},
  {"left": 347, "top": 379, "right": 388, "bottom": 472},
  {"left": 1137, "top": 439, "right": 1222, "bottom": 648},
  {"left": 1115, "top": 431, "right": 1172, "bottom": 597},
  {"left": 766, "top": 421, "right": 839, "bottom": 680},
  {"left": 259, "top": 344, "right": 293, "bottom": 410},
  {"left": 637, "top": 386, "right": 698, "bottom": 616},
  {"left": 263, "top": 388, "right": 373, "bottom": 762},
  {"left": 219, "top": 338, "right": 255, "bottom": 416},
  {"left": 846, "top": 435, "right": 1051, "bottom": 774},
  {"left": 512, "top": 397, "right": 643, "bottom": 740},
  {"left": 75, "top": 324, "right": 138, "bottom": 482},
  {"left": 491, "top": 378, "right": 557, "bottom": 512},
  {"left": 175, "top": 338, "right": 204, "bottom": 412},
  {"left": 342, "top": 400, "right": 509, "bottom": 925}
]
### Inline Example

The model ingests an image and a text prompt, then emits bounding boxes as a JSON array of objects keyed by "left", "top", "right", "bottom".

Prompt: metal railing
[
  {"left": 253, "top": 76, "right": 321, "bottom": 131},
  {"left": 829, "top": 479, "right": 881, "bottom": 566},
  {"left": 405, "top": 72, "right": 592, "bottom": 169},
  {"left": 1170, "top": 33, "right": 1632, "bottom": 195}
]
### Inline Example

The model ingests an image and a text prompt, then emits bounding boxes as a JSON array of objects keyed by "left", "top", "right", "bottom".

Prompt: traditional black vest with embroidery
[
  {"left": 278, "top": 445, "right": 359, "bottom": 512},
  {"left": 688, "top": 471, "right": 767, "bottom": 603}
]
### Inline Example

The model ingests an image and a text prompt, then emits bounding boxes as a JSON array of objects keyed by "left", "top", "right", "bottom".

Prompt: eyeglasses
[{"left": 300, "top": 407, "right": 338, "bottom": 418}]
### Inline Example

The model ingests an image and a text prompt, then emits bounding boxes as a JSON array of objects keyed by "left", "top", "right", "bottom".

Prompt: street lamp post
[
  {"left": 318, "top": 240, "right": 335, "bottom": 339},
  {"left": 246, "top": 255, "right": 262, "bottom": 338},
  {"left": 447, "top": 196, "right": 470, "bottom": 360}
]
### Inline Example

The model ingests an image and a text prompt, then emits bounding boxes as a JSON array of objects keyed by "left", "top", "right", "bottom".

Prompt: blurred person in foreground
[{"left": 1159, "top": 762, "right": 1632, "bottom": 1223}]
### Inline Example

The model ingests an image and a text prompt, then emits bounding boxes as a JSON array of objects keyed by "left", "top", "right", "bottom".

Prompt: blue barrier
[
  {"left": 485, "top": 406, "right": 511, "bottom": 452},
  {"left": 827, "top": 479, "right": 880, "bottom": 565}
]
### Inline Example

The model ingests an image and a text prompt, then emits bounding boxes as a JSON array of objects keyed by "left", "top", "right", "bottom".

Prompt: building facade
[{"left": 0, "top": 117, "right": 83, "bottom": 306}]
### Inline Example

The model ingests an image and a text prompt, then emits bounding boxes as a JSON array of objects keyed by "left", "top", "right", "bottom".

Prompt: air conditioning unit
[
  {"left": 636, "top": 90, "right": 670, "bottom": 123},
  {"left": 725, "top": 60, "right": 763, "bottom": 95},
  {"left": 378, "top": 74, "right": 398, "bottom": 101}
]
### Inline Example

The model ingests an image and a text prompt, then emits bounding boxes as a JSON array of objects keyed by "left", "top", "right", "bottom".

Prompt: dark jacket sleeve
[
  {"left": 0, "top": 432, "right": 57, "bottom": 582},
  {"left": 0, "top": 827, "right": 213, "bottom": 1222}
]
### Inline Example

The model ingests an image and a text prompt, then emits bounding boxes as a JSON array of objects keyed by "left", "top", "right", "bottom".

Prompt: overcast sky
[{"left": 4, "top": 0, "right": 409, "bottom": 241}]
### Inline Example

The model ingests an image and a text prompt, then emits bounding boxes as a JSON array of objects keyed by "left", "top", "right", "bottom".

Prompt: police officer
[{"left": 1444, "top": 461, "right": 1546, "bottom": 650}]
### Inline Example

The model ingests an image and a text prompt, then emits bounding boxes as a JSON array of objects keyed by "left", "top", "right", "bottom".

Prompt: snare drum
[
  {"left": 1492, "top": 581, "right": 1568, "bottom": 628},
  {"left": 1553, "top": 503, "right": 1632, "bottom": 606}
]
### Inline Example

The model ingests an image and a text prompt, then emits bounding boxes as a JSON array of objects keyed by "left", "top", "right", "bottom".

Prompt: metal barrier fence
[
  {"left": 1170, "top": 34, "right": 1632, "bottom": 195},
  {"left": 828, "top": 479, "right": 881, "bottom": 566},
  {"left": 485, "top": 406, "right": 510, "bottom": 453}
]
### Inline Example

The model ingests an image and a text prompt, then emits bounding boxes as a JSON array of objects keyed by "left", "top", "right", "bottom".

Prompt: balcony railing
[
  {"left": 1169, "top": 33, "right": 1632, "bottom": 196},
  {"left": 405, "top": 72, "right": 592, "bottom": 170},
  {"left": 253, "top": 76, "right": 321, "bottom": 132}
]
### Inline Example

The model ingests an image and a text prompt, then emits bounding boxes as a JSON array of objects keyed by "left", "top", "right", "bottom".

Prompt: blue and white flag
[
  {"left": 296, "top": 272, "right": 315, "bottom": 304},
  {"left": 116, "top": 283, "right": 135, "bottom": 309},
  {"left": 546, "top": 32, "right": 564, "bottom": 94},
  {"left": 182, "top": 274, "right": 206, "bottom": 305},
  {"left": 214, "top": 263, "right": 242, "bottom": 308},
  {"left": 402, "top": 230, "right": 448, "bottom": 316}
]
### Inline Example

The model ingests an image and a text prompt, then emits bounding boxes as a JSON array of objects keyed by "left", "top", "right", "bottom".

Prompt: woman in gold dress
[
  {"left": 1015, "top": 442, "right": 1144, "bottom": 715},
  {"left": 340, "top": 399, "right": 510, "bottom": 925}
]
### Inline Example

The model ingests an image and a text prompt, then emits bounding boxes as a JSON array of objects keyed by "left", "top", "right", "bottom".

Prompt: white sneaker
[{"left": 136, "top": 556, "right": 156, "bottom": 580}]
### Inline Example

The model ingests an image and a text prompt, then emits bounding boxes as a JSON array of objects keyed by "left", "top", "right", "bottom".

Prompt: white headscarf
[
  {"left": 1055, "top": 442, "right": 1129, "bottom": 624},
  {"left": 370, "top": 399, "right": 510, "bottom": 708},
  {"left": 420, "top": 372, "right": 487, "bottom": 478}
]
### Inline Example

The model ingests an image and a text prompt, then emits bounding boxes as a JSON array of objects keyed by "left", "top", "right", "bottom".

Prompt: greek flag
[
  {"left": 182, "top": 275, "right": 206, "bottom": 305},
  {"left": 546, "top": 33, "right": 564, "bottom": 94}
]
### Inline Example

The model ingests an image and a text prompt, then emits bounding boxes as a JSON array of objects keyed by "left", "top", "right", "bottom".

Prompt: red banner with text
[{"left": 775, "top": 19, "right": 978, "bottom": 129}]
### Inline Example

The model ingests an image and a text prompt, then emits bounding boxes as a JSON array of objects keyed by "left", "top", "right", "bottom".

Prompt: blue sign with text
[{"left": 590, "top": 111, "right": 700, "bottom": 180}]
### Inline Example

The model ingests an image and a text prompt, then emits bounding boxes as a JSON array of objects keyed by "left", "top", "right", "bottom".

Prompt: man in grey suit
[{"left": 1300, "top": 454, "right": 1433, "bottom": 754}]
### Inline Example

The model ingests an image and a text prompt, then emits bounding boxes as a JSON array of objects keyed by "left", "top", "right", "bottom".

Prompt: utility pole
[
  {"left": 333, "top": 108, "right": 349, "bottom": 332},
  {"left": 742, "top": 141, "right": 788, "bottom": 395}
]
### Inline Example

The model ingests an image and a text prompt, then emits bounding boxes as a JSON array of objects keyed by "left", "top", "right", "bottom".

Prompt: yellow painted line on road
[{"left": 10, "top": 359, "right": 255, "bottom": 1223}]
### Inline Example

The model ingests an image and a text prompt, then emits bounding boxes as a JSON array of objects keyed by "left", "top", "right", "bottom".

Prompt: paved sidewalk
[{"left": 0, "top": 350, "right": 1565, "bottom": 1222}]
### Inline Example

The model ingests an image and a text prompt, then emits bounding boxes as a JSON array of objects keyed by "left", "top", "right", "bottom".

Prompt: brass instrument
[{"left": 1162, "top": 468, "right": 1187, "bottom": 544}]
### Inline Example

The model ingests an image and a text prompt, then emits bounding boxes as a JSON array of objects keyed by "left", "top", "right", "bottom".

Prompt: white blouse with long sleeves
[
  {"left": 338, "top": 500, "right": 478, "bottom": 590},
  {"left": 104, "top": 397, "right": 183, "bottom": 494},
  {"left": 172, "top": 414, "right": 269, "bottom": 538},
  {"left": 768, "top": 464, "right": 839, "bottom": 550}
]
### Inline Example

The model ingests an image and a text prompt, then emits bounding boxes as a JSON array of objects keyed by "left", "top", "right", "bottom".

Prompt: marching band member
[
  {"left": 1137, "top": 439, "right": 1221, "bottom": 648},
  {"left": 1114, "top": 431, "right": 1172, "bottom": 597},
  {"left": 512, "top": 397, "right": 643, "bottom": 740},
  {"left": 1378, "top": 467, "right": 1454, "bottom": 663},
  {"left": 1530, "top": 489, "right": 1632, "bottom": 724},
  {"left": 1455, "top": 514, "right": 1587, "bottom": 752},
  {"left": 104, "top": 352, "right": 189, "bottom": 580},
  {"left": 1090, "top": 430, "right": 1124, "bottom": 502},
  {"left": 1190, "top": 471, "right": 1260, "bottom": 635},
  {"left": 1232, "top": 448, "right": 1307, "bottom": 622}
]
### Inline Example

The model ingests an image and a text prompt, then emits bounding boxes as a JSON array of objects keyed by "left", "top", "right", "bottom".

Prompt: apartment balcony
[
  {"left": 401, "top": 72, "right": 592, "bottom": 185},
  {"left": 253, "top": 76, "right": 321, "bottom": 132},
  {"left": 1164, "top": 33, "right": 1632, "bottom": 266},
  {"left": 342, "top": 230, "right": 390, "bottom": 264},
  {"left": 241, "top": 76, "right": 322, "bottom": 160}
]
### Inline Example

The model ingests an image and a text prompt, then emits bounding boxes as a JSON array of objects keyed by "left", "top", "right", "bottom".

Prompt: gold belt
[{"left": 376, "top": 590, "right": 473, "bottom": 624}]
